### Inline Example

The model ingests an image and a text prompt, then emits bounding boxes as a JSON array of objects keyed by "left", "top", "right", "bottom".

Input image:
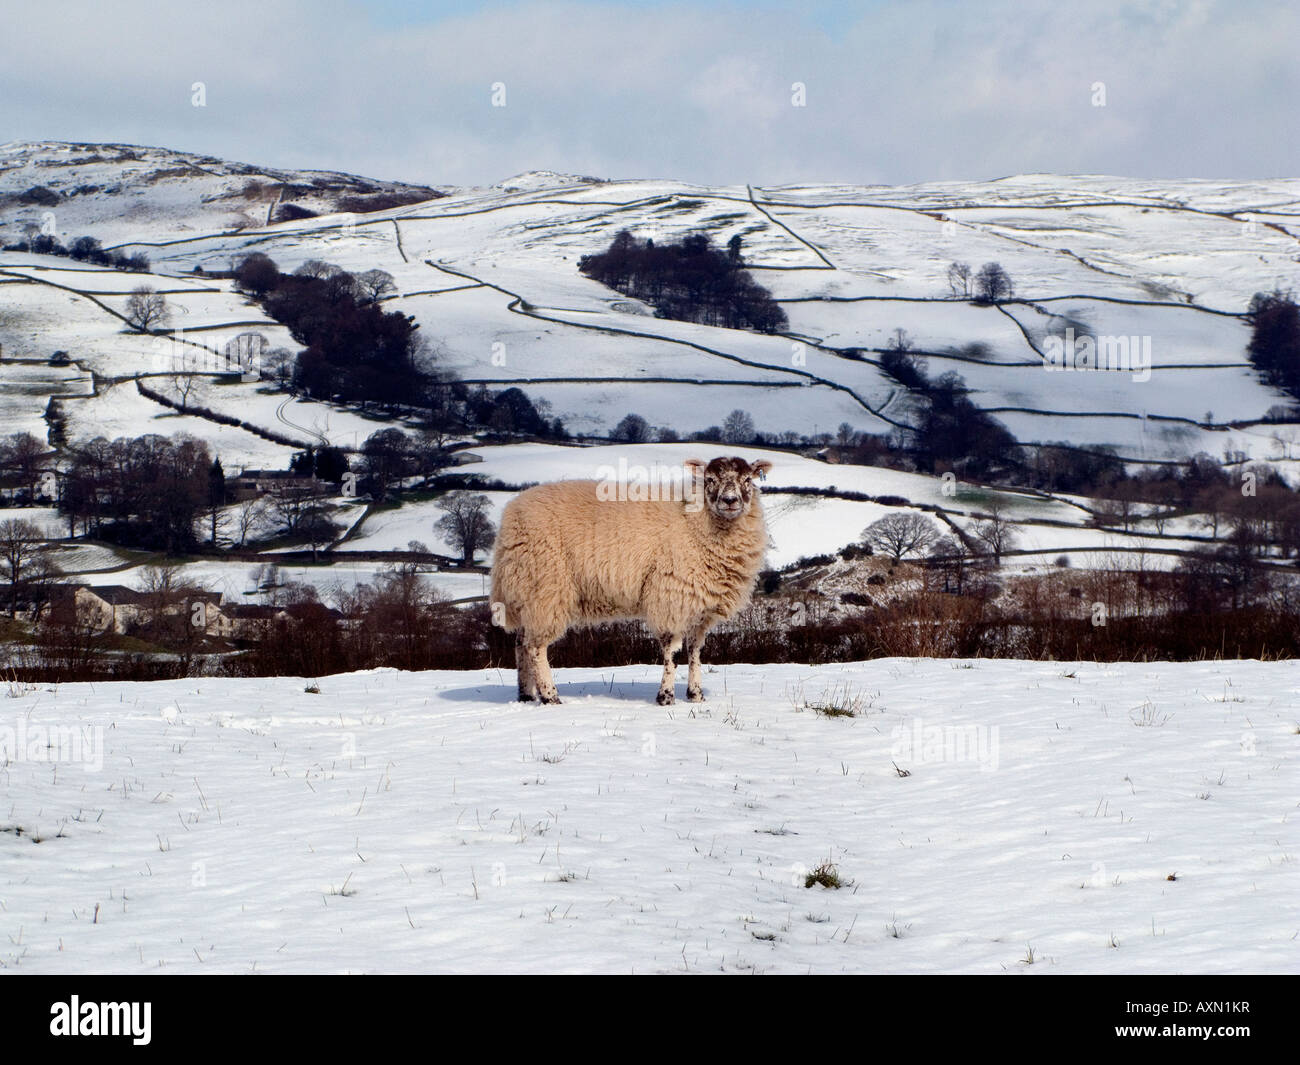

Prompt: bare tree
[
  {"left": 268, "top": 480, "right": 332, "bottom": 537},
  {"left": 35, "top": 596, "right": 109, "bottom": 675},
  {"left": 294, "top": 260, "right": 342, "bottom": 280},
  {"left": 974, "top": 263, "right": 1013, "bottom": 303},
  {"left": 235, "top": 497, "right": 267, "bottom": 547},
  {"left": 1148, "top": 506, "right": 1176, "bottom": 535},
  {"left": 233, "top": 252, "right": 280, "bottom": 297},
  {"left": 357, "top": 269, "right": 397, "bottom": 303},
  {"left": 1, "top": 431, "right": 51, "bottom": 502},
  {"left": 947, "top": 261, "right": 972, "bottom": 298},
  {"left": 137, "top": 562, "right": 184, "bottom": 608},
  {"left": 322, "top": 270, "right": 360, "bottom": 303},
  {"left": 928, "top": 534, "right": 970, "bottom": 593},
  {"left": 135, "top": 564, "right": 215, "bottom": 668},
  {"left": 435, "top": 492, "right": 496, "bottom": 566},
  {"left": 1092, "top": 484, "right": 1140, "bottom": 532},
  {"left": 170, "top": 355, "right": 201, "bottom": 411},
  {"left": 361, "top": 428, "right": 412, "bottom": 501},
  {"left": 1194, "top": 486, "right": 1229, "bottom": 541},
  {"left": 412, "top": 429, "right": 451, "bottom": 483},
  {"left": 300, "top": 508, "right": 340, "bottom": 561},
  {"left": 613, "top": 413, "right": 651, "bottom": 443},
  {"left": 887, "top": 327, "right": 913, "bottom": 354},
  {"left": 136, "top": 563, "right": 199, "bottom": 636},
  {"left": 253, "top": 562, "right": 286, "bottom": 599},
  {"left": 124, "top": 286, "right": 170, "bottom": 333},
  {"left": 261, "top": 346, "right": 296, "bottom": 391},
  {"left": 721, "top": 409, "right": 756, "bottom": 444},
  {"left": 969, "top": 502, "right": 1019, "bottom": 565},
  {"left": 861, "top": 512, "right": 940, "bottom": 561},
  {"left": 1090, "top": 497, "right": 1125, "bottom": 531},
  {"left": 0, "top": 518, "right": 59, "bottom": 618}
]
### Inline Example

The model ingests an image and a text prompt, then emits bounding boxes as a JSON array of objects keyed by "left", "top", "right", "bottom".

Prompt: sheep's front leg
[
  {"left": 656, "top": 632, "right": 683, "bottom": 705},
  {"left": 525, "top": 641, "right": 561, "bottom": 704},
  {"left": 514, "top": 634, "right": 537, "bottom": 702},
  {"left": 685, "top": 621, "right": 712, "bottom": 702}
]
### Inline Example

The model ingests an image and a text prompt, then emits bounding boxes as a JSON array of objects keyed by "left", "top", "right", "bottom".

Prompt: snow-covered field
[
  {"left": 60, "top": 380, "right": 298, "bottom": 470},
  {"left": 7, "top": 142, "right": 1297, "bottom": 465},
  {"left": 339, "top": 494, "right": 511, "bottom": 560},
  {"left": 74, "top": 557, "right": 491, "bottom": 605},
  {"left": 1, "top": 658, "right": 1294, "bottom": 974}
]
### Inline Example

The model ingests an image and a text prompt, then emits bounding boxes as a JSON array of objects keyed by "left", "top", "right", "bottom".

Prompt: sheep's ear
[
  {"left": 684, "top": 458, "right": 707, "bottom": 478},
  {"left": 749, "top": 460, "right": 773, "bottom": 480}
]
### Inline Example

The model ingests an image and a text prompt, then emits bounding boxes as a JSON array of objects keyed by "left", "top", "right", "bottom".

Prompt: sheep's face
[{"left": 687, "top": 456, "right": 773, "bottom": 521}]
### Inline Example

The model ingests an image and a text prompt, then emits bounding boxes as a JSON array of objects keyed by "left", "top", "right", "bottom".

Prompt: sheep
[{"left": 490, "top": 455, "right": 772, "bottom": 705}]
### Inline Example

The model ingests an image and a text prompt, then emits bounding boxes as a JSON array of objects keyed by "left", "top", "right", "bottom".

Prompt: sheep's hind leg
[
  {"left": 525, "top": 642, "right": 561, "bottom": 704},
  {"left": 656, "top": 632, "right": 683, "bottom": 705},
  {"left": 514, "top": 634, "right": 537, "bottom": 702}
]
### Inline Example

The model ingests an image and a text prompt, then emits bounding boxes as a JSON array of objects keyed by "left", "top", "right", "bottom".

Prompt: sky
[{"left": 1, "top": 0, "right": 1296, "bottom": 189}]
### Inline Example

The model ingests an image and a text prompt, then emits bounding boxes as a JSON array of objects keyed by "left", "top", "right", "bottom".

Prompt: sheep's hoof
[
  {"left": 687, "top": 688, "right": 705, "bottom": 703},
  {"left": 656, "top": 690, "right": 675, "bottom": 706},
  {"left": 539, "top": 694, "right": 562, "bottom": 705},
  {"left": 517, "top": 692, "right": 537, "bottom": 703}
]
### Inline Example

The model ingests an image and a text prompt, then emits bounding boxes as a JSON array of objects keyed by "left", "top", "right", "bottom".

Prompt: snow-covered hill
[
  {"left": 0, "top": 141, "right": 442, "bottom": 244},
  {"left": 4, "top": 141, "right": 1300, "bottom": 582},
  {"left": 2, "top": 659, "right": 1294, "bottom": 974},
  {"left": 4, "top": 142, "right": 1298, "bottom": 466}
]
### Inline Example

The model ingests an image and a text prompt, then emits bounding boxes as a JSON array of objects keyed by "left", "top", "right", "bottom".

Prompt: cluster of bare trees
[
  {"left": 0, "top": 432, "right": 52, "bottom": 504},
  {"left": 860, "top": 503, "right": 1020, "bottom": 577},
  {"left": 58, "top": 433, "right": 214, "bottom": 550},
  {"left": 1246, "top": 288, "right": 1300, "bottom": 399},
  {"left": 232, "top": 254, "right": 425, "bottom": 411},
  {"left": 579, "top": 230, "right": 788, "bottom": 333},
  {"left": 229, "top": 563, "right": 483, "bottom": 678},
  {"left": 2, "top": 230, "right": 150, "bottom": 273},
  {"left": 947, "top": 261, "right": 1013, "bottom": 302},
  {"left": 358, "top": 427, "right": 452, "bottom": 501},
  {"left": 0, "top": 517, "right": 61, "bottom": 619},
  {"left": 612, "top": 408, "right": 757, "bottom": 446}
]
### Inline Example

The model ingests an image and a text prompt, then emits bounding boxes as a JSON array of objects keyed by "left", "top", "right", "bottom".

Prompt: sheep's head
[{"left": 685, "top": 456, "right": 773, "bottom": 521}]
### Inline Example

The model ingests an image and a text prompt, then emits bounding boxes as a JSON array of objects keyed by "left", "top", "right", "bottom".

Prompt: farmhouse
[{"left": 44, "top": 584, "right": 229, "bottom": 636}]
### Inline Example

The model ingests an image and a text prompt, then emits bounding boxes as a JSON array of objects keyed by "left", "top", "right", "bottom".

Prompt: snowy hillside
[
  {"left": 2, "top": 659, "right": 1294, "bottom": 974},
  {"left": 4, "top": 141, "right": 1299, "bottom": 467},
  {"left": 0, "top": 141, "right": 441, "bottom": 244},
  {"left": 4, "top": 141, "right": 1300, "bottom": 591}
]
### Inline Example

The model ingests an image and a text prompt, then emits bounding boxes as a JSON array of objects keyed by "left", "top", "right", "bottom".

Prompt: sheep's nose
[{"left": 721, "top": 493, "right": 740, "bottom": 505}]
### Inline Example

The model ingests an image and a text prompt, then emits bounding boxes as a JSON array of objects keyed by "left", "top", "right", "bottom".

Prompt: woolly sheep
[{"left": 490, "top": 455, "right": 772, "bottom": 704}]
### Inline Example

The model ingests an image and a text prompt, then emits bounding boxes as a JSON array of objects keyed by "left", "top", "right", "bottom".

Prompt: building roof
[{"left": 82, "top": 584, "right": 147, "bottom": 606}]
